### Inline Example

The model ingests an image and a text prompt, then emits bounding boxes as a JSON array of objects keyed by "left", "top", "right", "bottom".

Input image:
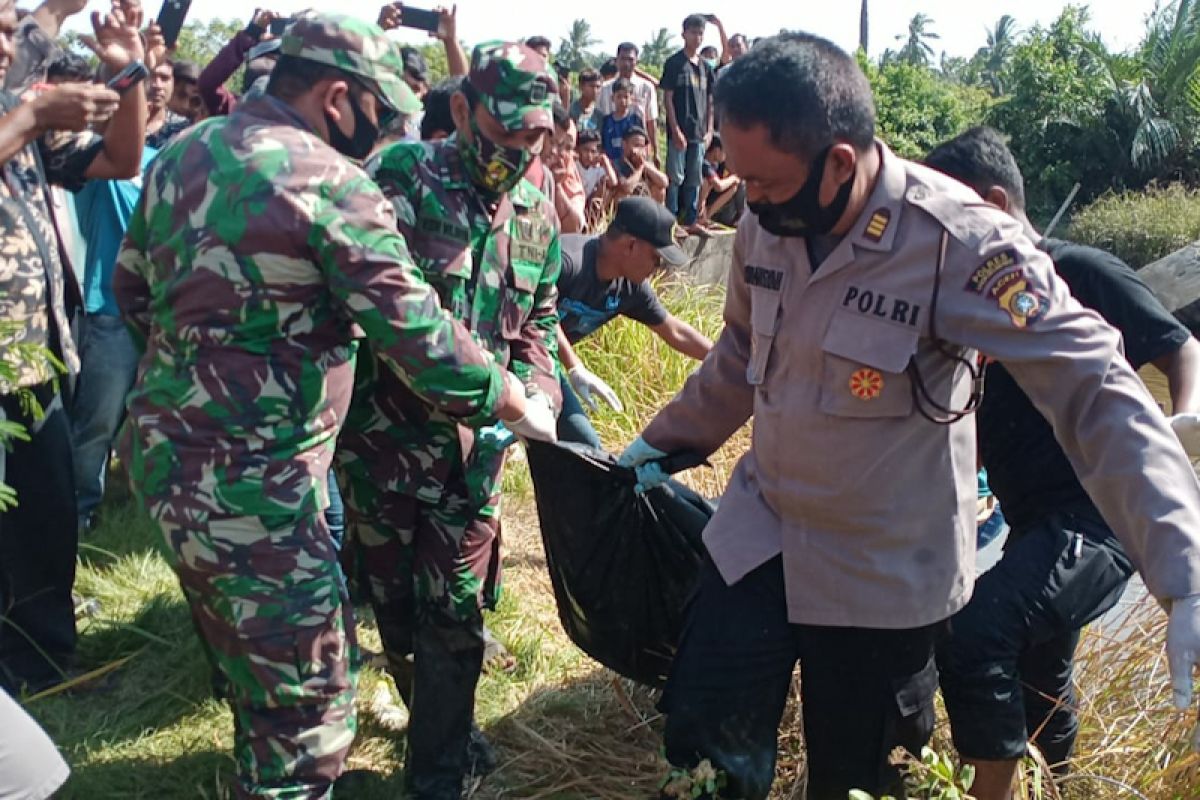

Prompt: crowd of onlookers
[{"left": 527, "top": 15, "right": 748, "bottom": 237}]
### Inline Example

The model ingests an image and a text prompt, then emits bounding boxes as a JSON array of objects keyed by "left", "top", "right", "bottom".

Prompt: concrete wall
[{"left": 677, "top": 230, "right": 736, "bottom": 286}]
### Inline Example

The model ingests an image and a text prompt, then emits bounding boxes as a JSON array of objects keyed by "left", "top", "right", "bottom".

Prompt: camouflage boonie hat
[
  {"left": 468, "top": 41, "right": 556, "bottom": 132},
  {"left": 280, "top": 13, "right": 422, "bottom": 118}
]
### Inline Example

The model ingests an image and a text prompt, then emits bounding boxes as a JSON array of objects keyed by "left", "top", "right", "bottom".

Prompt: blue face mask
[{"left": 704, "top": 58, "right": 718, "bottom": 70}]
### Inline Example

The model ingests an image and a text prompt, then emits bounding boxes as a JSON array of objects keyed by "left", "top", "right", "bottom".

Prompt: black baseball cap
[
  {"left": 621, "top": 124, "right": 649, "bottom": 141},
  {"left": 401, "top": 47, "right": 429, "bottom": 83},
  {"left": 610, "top": 197, "right": 690, "bottom": 267}
]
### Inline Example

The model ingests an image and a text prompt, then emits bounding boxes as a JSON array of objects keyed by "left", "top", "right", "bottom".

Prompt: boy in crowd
[
  {"left": 600, "top": 77, "right": 644, "bottom": 163},
  {"left": 616, "top": 125, "right": 668, "bottom": 203},
  {"left": 550, "top": 102, "right": 586, "bottom": 233},
  {"left": 597, "top": 42, "right": 659, "bottom": 160},
  {"left": 698, "top": 133, "right": 744, "bottom": 227},
  {"left": 576, "top": 128, "right": 618, "bottom": 230},
  {"left": 570, "top": 67, "right": 601, "bottom": 131}
]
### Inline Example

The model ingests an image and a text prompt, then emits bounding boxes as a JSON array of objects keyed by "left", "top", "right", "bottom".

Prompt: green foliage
[
  {"left": 891, "top": 13, "right": 940, "bottom": 67},
  {"left": 985, "top": 6, "right": 1124, "bottom": 220},
  {"left": 556, "top": 18, "right": 600, "bottom": 71},
  {"left": 641, "top": 28, "right": 674, "bottom": 69},
  {"left": 851, "top": 747, "right": 975, "bottom": 800},
  {"left": 0, "top": 300, "right": 63, "bottom": 511},
  {"left": 1067, "top": 183, "right": 1200, "bottom": 267},
  {"left": 864, "top": 59, "right": 992, "bottom": 160}
]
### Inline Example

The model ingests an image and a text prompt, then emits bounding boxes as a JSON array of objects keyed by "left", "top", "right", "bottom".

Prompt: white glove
[
  {"left": 618, "top": 436, "right": 669, "bottom": 494},
  {"left": 505, "top": 390, "right": 558, "bottom": 444},
  {"left": 568, "top": 364, "right": 624, "bottom": 413},
  {"left": 1168, "top": 595, "right": 1200, "bottom": 712},
  {"left": 1169, "top": 413, "right": 1200, "bottom": 458}
]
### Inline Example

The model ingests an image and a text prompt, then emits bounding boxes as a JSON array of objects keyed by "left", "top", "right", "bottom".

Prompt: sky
[{"left": 53, "top": 0, "right": 1159, "bottom": 61}]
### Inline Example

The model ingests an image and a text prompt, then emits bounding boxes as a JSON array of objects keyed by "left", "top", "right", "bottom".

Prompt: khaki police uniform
[{"left": 642, "top": 142, "right": 1200, "bottom": 799}]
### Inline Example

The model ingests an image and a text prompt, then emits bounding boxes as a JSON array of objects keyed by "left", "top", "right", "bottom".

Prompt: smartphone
[
  {"left": 106, "top": 61, "right": 149, "bottom": 94},
  {"left": 554, "top": 62, "right": 571, "bottom": 78},
  {"left": 156, "top": 0, "right": 193, "bottom": 49},
  {"left": 268, "top": 16, "right": 293, "bottom": 35},
  {"left": 396, "top": 4, "right": 440, "bottom": 33}
]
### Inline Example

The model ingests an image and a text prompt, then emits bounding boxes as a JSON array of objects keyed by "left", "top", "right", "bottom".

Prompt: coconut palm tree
[
  {"left": 641, "top": 27, "right": 674, "bottom": 68},
  {"left": 895, "top": 13, "right": 939, "bottom": 67},
  {"left": 979, "top": 14, "right": 1019, "bottom": 95},
  {"left": 557, "top": 18, "right": 599, "bottom": 71},
  {"left": 1087, "top": 0, "right": 1200, "bottom": 172}
]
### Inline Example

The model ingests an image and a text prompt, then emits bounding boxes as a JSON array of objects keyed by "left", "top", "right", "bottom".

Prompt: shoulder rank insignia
[{"left": 863, "top": 208, "right": 891, "bottom": 243}]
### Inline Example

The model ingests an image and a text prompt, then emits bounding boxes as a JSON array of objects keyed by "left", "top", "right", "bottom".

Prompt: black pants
[
  {"left": 0, "top": 384, "right": 79, "bottom": 693},
  {"left": 661, "top": 557, "right": 940, "bottom": 800},
  {"left": 937, "top": 511, "right": 1133, "bottom": 767}
]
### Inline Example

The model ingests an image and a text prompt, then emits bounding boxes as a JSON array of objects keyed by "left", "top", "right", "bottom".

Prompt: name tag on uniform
[
  {"left": 744, "top": 265, "right": 783, "bottom": 291},
  {"left": 418, "top": 216, "right": 470, "bottom": 243}
]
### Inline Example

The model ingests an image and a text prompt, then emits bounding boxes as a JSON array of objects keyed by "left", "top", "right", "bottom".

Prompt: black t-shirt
[
  {"left": 979, "top": 238, "right": 1191, "bottom": 529},
  {"left": 556, "top": 233, "right": 669, "bottom": 343},
  {"left": 661, "top": 50, "right": 714, "bottom": 140}
]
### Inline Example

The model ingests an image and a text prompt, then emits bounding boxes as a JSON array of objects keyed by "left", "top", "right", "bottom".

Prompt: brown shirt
[
  {"left": 0, "top": 92, "right": 102, "bottom": 393},
  {"left": 643, "top": 142, "right": 1200, "bottom": 628}
]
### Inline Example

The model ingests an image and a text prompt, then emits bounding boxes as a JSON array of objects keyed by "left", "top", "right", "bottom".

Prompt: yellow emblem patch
[
  {"left": 995, "top": 279, "right": 1049, "bottom": 328},
  {"left": 849, "top": 368, "right": 884, "bottom": 400}
]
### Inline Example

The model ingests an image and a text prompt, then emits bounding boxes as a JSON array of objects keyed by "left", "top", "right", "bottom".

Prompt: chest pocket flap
[{"left": 819, "top": 310, "right": 918, "bottom": 418}]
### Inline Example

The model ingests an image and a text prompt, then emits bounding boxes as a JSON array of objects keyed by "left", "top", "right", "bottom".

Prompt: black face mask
[
  {"left": 324, "top": 93, "right": 379, "bottom": 162},
  {"left": 748, "top": 146, "right": 855, "bottom": 238}
]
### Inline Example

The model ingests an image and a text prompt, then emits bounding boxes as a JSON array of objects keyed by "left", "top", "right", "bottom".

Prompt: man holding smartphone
[{"left": 0, "top": 0, "right": 146, "bottom": 695}]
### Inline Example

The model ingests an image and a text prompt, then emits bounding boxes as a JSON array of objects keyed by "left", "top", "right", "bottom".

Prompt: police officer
[
  {"left": 618, "top": 33, "right": 1200, "bottom": 799},
  {"left": 923, "top": 127, "right": 1200, "bottom": 799},
  {"left": 115, "top": 16, "right": 550, "bottom": 798},
  {"left": 335, "top": 41, "right": 561, "bottom": 800}
]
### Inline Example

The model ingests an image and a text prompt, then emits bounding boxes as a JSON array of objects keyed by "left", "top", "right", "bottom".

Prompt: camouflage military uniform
[
  {"left": 113, "top": 15, "right": 509, "bottom": 799},
  {"left": 0, "top": 90, "right": 103, "bottom": 692},
  {"left": 335, "top": 42, "right": 561, "bottom": 799}
]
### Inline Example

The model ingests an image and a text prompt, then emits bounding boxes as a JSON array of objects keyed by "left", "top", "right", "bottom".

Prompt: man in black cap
[{"left": 556, "top": 196, "right": 713, "bottom": 446}]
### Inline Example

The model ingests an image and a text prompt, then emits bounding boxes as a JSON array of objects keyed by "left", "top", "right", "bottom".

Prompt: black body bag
[{"left": 524, "top": 440, "right": 714, "bottom": 687}]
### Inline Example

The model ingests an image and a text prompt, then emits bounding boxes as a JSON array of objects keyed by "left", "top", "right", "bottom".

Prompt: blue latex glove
[
  {"left": 476, "top": 422, "right": 517, "bottom": 451},
  {"left": 618, "top": 436, "right": 670, "bottom": 494}
]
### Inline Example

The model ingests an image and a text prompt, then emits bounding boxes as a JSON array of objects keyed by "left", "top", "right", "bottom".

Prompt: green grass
[
  {"left": 1067, "top": 183, "right": 1200, "bottom": 268},
  {"left": 18, "top": 280, "right": 1200, "bottom": 799}
]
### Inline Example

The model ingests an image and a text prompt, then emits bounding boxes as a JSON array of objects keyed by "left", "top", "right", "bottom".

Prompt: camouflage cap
[
  {"left": 468, "top": 41, "right": 556, "bottom": 132},
  {"left": 279, "top": 13, "right": 422, "bottom": 118}
]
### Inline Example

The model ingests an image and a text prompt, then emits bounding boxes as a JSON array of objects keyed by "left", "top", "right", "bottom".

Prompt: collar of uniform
[
  {"left": 435, "top": 134, "right": 473, "bottom": 190},
  {"left": 238, "top": 94, "right": 318, "bottom": 136},
  {"left": 848, "top": 139, "right": 905, "bottom": 253}
]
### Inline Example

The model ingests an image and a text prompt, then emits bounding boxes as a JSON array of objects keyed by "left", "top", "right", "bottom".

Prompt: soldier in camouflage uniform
[
  {"left": 336, "top": 41, "right": 562, "bottom": 800},
  {"left": 114, "top": 15, "right": 550, "bottom": 799}
]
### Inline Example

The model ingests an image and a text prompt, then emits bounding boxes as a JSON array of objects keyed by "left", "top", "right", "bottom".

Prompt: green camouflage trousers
[
  {"left": 340, "top": 464, "right": 503, "bottom": 660},
  {"left": 154, "top": 512, "right": 358, "bottom": 799}
]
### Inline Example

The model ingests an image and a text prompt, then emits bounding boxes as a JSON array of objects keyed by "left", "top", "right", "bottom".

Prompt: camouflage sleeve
[
  {"left": 113, "top": 185, "right": 153, "bottom": 352},
  {"left": 509, "top": 222, "right": 562, "bottom": 410},
  {"left": 313, "top": 170, "right": 505, "bottom": 423}
]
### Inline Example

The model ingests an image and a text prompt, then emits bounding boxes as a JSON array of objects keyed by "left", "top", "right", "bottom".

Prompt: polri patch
[
  {"left": 744, "top": 265, "right": 783, "bottom": 291},
  {"left": 994, "top": 278, "right": 1049, "bottom": 328},
  {"left": 863, "top": 208, "right": 891, "bottom": 243},
  {"left": 965, "top": 248, "right": 1021, "bottom": 294},
  {"left": 849, "top": 368, "right": 884, "bottom": 400}
]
